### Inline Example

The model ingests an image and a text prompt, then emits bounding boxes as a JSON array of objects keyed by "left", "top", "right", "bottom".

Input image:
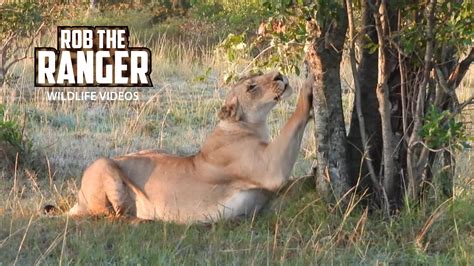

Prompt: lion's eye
[
  {"left": 273, "top": 73, "right": 283, "bottom": 81},
  {"left": 247, "top": 84, "right": 257, "bottom": 93}
]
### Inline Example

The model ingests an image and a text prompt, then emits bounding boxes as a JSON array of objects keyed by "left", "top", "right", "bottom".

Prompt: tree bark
[
  {"left": 346, "top": 0, "right": 382, "bottom": 189},
  {"left": 0, "top": 59, "right": 4, "bottom": 86},
  {"left": 306, "top": 0, "right": 349, "bottom": 200},
  {"left": 373, "top": 0, "right": 400, "bottom": 204},
  {"left": 345, "top": 0, "right": 392, "bottom": 213}
]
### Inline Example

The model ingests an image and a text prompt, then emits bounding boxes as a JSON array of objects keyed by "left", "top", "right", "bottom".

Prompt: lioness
[{"left": 68, "top": 71, "right": 313, "bottom": 223}]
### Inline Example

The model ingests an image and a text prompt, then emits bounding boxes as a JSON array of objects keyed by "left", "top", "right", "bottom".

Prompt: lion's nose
[{"left": 272, "top": 72, "right": 284, "bottom": 82}]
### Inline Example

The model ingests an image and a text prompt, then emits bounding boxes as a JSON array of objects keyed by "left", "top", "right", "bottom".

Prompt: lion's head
[{"left": 218, "top": 71, "right": 292, "bottom": 123}]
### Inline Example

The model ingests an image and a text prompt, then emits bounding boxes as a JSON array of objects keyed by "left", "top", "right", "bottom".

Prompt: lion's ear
[{"left": 218, "top": 96, "right": 241, "bottom": 121}]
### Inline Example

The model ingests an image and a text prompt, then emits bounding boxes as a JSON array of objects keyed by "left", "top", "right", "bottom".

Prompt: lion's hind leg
[
  {"left": 69, "top": 157, "right": 135, "bottom": 218},
  {"left": 103, "top": 162, "right": 136, "bottom": 217}
]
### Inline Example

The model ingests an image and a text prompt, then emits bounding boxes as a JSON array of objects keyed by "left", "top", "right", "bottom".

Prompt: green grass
[
  {"left": 0, "top": 176, "right": 472, "bottom": 264},
  {"left": 0, "top": 5, "right": 473, "bottom": 265}
]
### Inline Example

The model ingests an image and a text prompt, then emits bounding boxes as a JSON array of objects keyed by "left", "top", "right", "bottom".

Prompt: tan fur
[{"left": 68, "top": 71, "right": 313, "bottom": 223}]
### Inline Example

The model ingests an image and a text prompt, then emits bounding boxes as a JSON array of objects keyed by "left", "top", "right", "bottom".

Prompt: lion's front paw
[
  {"left": 301, "top": 74, "right": 314, "bottom": 99},
  {"left": 297, "top": 75, "right": 313, "bottom": 114}
]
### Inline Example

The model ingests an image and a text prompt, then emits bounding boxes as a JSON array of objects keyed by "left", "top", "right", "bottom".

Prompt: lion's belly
[
  {"left": 134, "top": 188, "right": 270, "bottom": 223},
  {"left": 114, "top": 154, "right": 271, "bottom": 223},
  {"left": 217, "top": 189, "right": 270, "bottom": 220}
]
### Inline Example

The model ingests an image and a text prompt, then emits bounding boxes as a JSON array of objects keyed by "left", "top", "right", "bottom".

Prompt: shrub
[{"left": 0, "top": 105, "right": 31, "bottom": 168}]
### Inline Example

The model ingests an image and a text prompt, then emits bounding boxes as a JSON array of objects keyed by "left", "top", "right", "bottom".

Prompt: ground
[{"left": 0, "top": 5, "right": 473, "bottom": 264}]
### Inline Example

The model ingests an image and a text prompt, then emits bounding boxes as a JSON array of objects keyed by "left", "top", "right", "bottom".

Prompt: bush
[
  {"left": 0, "top": 105, "right": 31, "bottom": 169},
  {"left": 0, "top": 105, "right": 22, "bottom": 149}
]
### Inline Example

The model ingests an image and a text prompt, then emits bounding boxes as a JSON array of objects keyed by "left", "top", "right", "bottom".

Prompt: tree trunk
[
  {"left": 373, "top": 0, "right": 401, "bottom": 205},
  {"left": 306, "top": 0, "right": 349, "bottom": 200},
  {"left": 346, "top": 0, "right": 382, "bottom": 189},
  {"left": 305, "top": 0, "right": 471, "bottom": 207}
]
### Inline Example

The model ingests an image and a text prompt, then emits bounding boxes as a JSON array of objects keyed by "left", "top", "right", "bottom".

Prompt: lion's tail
[{"left": 43, "top": 204, "right": 61, "bottom": 216}]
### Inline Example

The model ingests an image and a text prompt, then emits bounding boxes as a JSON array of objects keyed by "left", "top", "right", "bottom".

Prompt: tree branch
[
  {"left": 447, "top": 47, "right": 474, "bottom": 89},
  {"left": 4, "top": 22, "right": 45, "bottom": 74},
  {"left": 407, "top": 0, "right": 437, "bottom": 199},
  {"left": 434, "top": 66, "right": 459, "bottom": 107},
  {"left": 454, "top": 95, "right": 474, "bottom": 115},
  {"left": 398, "top": 9, "right": 408, "bottom": 139}
]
